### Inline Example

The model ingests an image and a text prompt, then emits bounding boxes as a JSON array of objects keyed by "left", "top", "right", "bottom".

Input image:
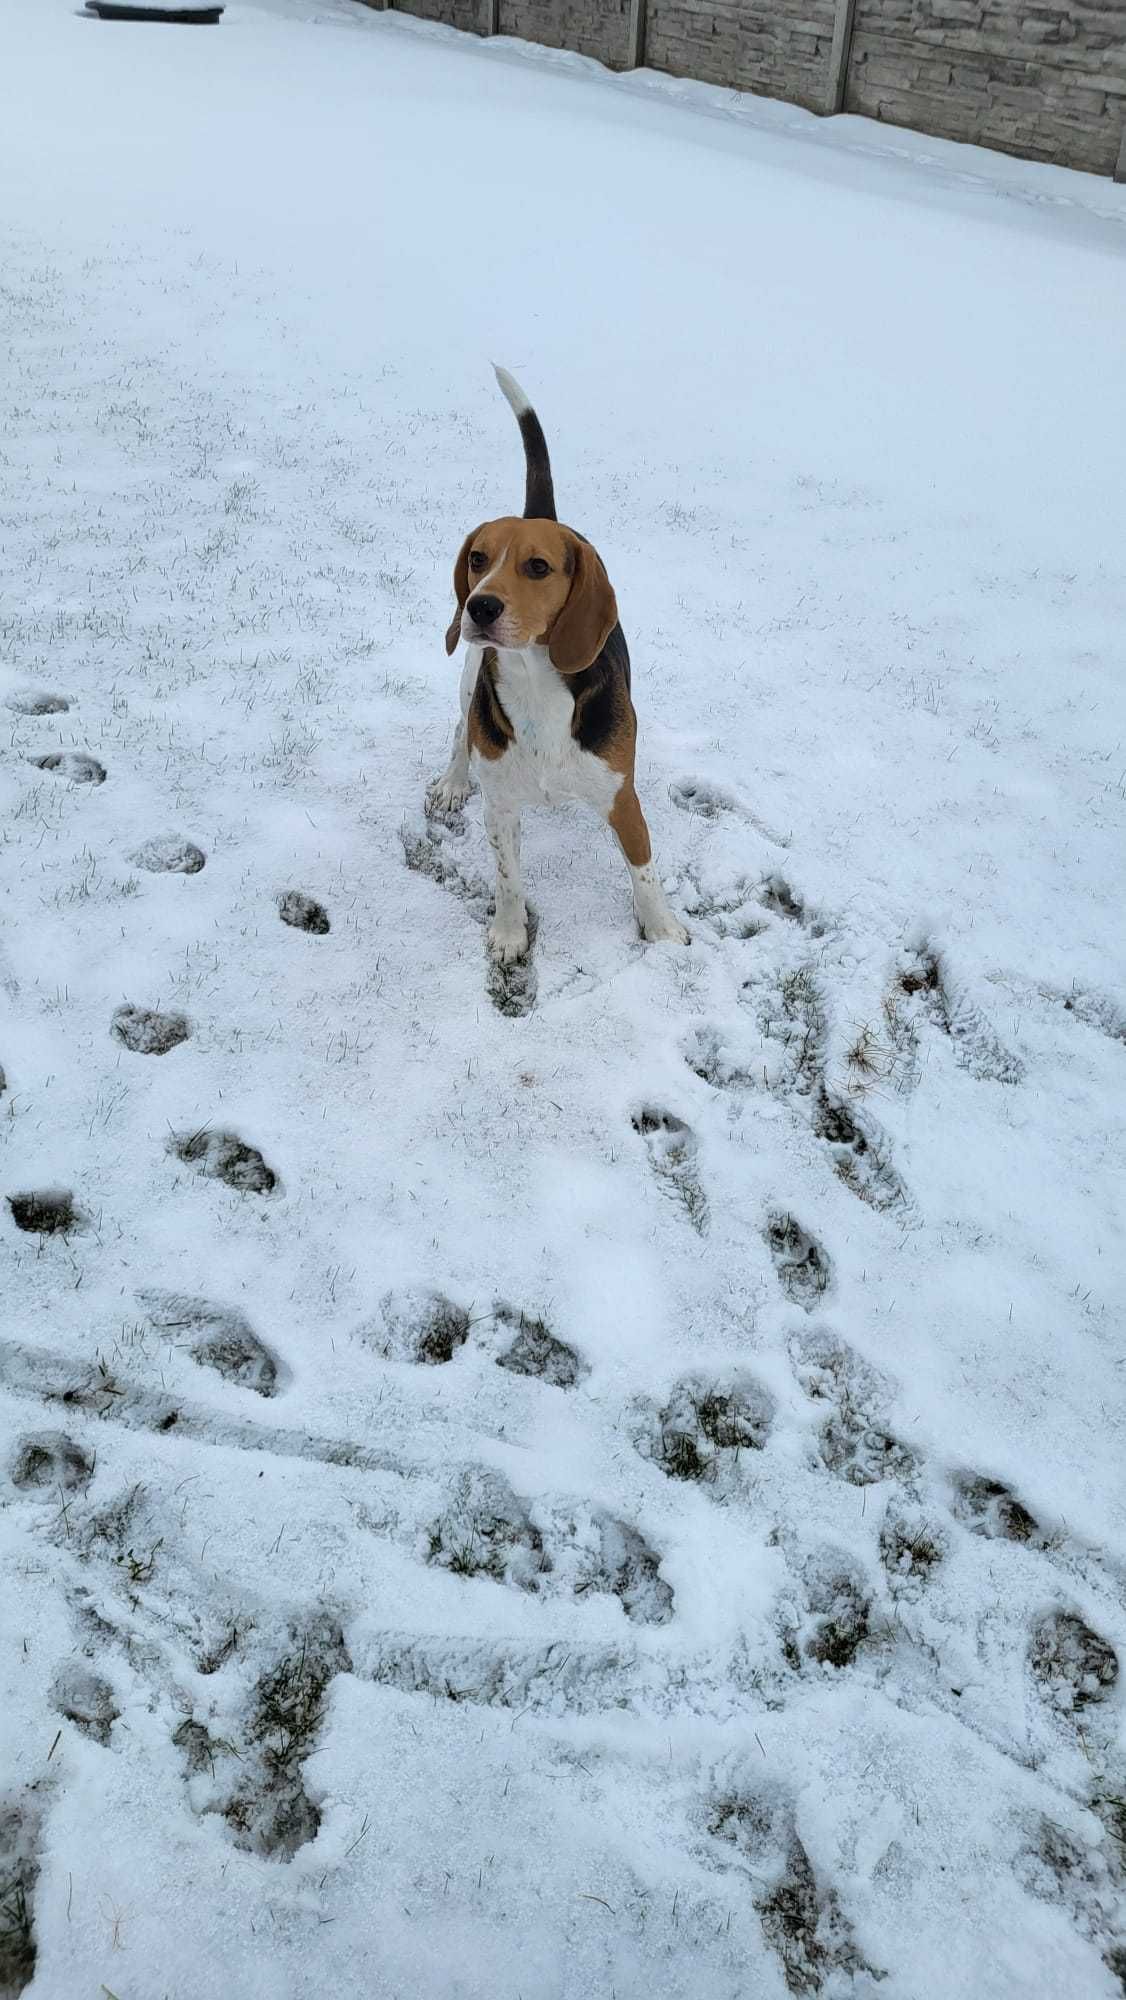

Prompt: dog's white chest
[{"left": 478, "top": 646, "right": 621, "bottom": 813}]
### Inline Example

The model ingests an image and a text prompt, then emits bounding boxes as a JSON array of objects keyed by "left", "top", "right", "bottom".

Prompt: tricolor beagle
[{"left": 429, "top": 368, "right": 688, "bottom": 963}]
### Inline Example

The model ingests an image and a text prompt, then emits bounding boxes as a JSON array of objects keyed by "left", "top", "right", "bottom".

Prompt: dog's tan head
[{"left": 445, "top": 517, "right": 617, "bottom": 674}]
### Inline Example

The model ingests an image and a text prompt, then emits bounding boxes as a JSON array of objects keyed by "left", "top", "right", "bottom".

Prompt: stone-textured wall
[
  {"left": 392, "top": 0, "right": 487, "bottom": 35},
  {"left": 498, "top": 0, "right": 632, "bottom": 70},
  {"left": 845, "top": 1, "right": 1126, "bottom": 174},
  {"left": 645, "top": 1, "right": 837, "bottom": 114},
  {"left": 376, "top": 0, "right": 1126, "bottom": 178}
]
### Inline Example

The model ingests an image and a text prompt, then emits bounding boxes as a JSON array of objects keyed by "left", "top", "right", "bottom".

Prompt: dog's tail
[{"left": 493, "top": 364, "right": 557, "bottom": 522}]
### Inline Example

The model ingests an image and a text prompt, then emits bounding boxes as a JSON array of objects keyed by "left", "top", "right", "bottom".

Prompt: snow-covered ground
[{"left": 2, "top": 1, "right": 1125, "bottom": 1992}]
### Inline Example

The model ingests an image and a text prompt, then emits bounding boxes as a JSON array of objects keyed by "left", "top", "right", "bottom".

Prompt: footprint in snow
[
  {"left": 357, "top": 1287, "right": 471, "bottom": 1366},
  {"left": 52, "top": 1663, "right": 120, "bottom": 1746},
  {"left": 709, "top": 1788, "right": 883, "bottom": 1991},
  {"left": 491, "top": 1306, "right": 587, "bottom": 1388},
  {"left": 169, "top": 1129, "right": 278, "bottom": 1195},
  {"left": 632, "top": 1107, "right": 708, "bottom": 1233},
  {"left": 670, "top": 777, "right": 741, "bottom": 820},
  {"left": 1030, "top": 1612, "right": 1118, "bottom": 1715},
  {"left": 175, "top": 1615, "right": 352, "bottom": 1863},
  {"left": 643, "top": 1371, "right": 775, "bottom": 1485},
  {"left": 670, "top": 777, "right": 789, "bottom": 847},
  {"left": 30, "top": 752, "right": 105, "bottom": 785},
  {"left": 142, "top": 1291, "right": 281, "bottom": 1396},
  {"left": 7, "top": 1189, "right": 85, "bottom": 1236},
  {"left": 130, "top": 835, "right": 206, "bottom": 874},
  {"left": 879, "top": 1510, "right": 947, "bottom": 1595},
  {"left": 6, "top": 687, "right": 69, "bottom": 715},
  {"left": 11, "top": 1431, "right": 94, "bottom": 1493},
  {"left": 0, "top": 1794, "right": 42, "bottom": 1996},
  {"left": 111, "top": 1004, "right": 190, "bottom": 1055},
  {"left": 278, "top": 890, "right": 330, "bottom": 935},
  {"left": 952, "top": 1472, "right": 1041, "bottom": 1545},
  {"left": 898, "top": 944, "right": 1023, "bottom": 1084},
  {"left": 812, "top": 1087, "right": 914, "bottom": 1217},
  {"left": 765, "top": 1213, "right": 832, "bottom": 1310},
  {"left": 789, "top": 1326, "right": 919, "bottom": 1489},
  {"left": 780, "top": 1546, "right": 876, "bottom": 1673},
  {"left": 1056, "top": 985, "right": 1126, "bottom": 1048}
]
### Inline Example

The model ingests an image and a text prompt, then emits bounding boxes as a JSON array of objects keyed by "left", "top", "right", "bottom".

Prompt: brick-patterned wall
[
  {"left": 845, "top": 1, "right": 1126, "bottom": 175},
  {"left": 498, "top": 0, "right": 632, "bottom": 70},
  {"left": 645, "top": 1, "right": 837, "bottom": 114},
  {"left": 374, "top": 0, "right": 1126, "bottom": 178},
  {"left": 393, "top": 0, "right": 486, "bottom": 36}
]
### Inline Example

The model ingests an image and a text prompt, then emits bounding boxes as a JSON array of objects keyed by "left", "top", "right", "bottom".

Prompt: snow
[{"left": 2, "top": 0, "right": 1125, "bottom": 1993}]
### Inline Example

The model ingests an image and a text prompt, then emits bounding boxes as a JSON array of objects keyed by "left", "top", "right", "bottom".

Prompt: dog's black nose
[{"left": 468, "top": 593, "right": 503, "bottom": 628}]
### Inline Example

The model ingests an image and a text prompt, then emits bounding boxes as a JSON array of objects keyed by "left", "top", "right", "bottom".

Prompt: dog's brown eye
[
  {"left": 468, "top": 550, "right": 488, "bottom": 572},
  {"left": 525, "top": 558, "right": 551, "bottom": 579}
]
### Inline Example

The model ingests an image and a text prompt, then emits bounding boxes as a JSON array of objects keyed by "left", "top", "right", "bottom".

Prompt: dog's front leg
[
  {"left": 428, "top": 654, "right": 476, "bottom": 814},
  {"left": 428, "top": 717, "right": 472, "bottom": 814},
  {"left": 484, "top": 803, "right": 528, "bottom": 963}
]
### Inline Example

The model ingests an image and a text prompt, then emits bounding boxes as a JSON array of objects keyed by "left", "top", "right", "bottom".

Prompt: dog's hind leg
[{"left": 607, "top": 783, "right": 689, "bottom": 945}]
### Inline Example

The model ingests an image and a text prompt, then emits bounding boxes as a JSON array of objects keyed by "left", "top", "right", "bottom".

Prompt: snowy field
[{"left": 2, "top": 0, "right": 1126, "bottom": 1993}]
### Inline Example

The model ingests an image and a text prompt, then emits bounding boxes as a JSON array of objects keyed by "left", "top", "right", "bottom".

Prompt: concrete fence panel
[
  {"left": 368, "top": 0, "right": 1126, "bottom": 176},
  {"left": 644, "top": 0, "right": 838, "bottom": 114},
  {"left": 844, "top": 0, "right": 1126, "bottom": 175},
  {"left": 498, "top": 0, "right": 633, "bottom": 69}
]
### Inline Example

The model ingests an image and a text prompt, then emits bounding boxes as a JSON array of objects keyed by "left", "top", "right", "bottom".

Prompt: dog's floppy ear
[
  {"left": 548, "top": 533, "right": 617, "bottom": 675},
  {"left": 445, "top": 528, "right": 479, "bottom": 656}
]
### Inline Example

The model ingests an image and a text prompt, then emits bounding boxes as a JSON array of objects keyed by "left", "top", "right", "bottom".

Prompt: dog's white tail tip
[{"left": 492, "top": 363, "right": 530, "bottom": 416}]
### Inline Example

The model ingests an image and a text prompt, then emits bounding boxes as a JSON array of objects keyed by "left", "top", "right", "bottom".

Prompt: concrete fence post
[
  {"left": 626, "top": 0, "right": 647, "bottom": 70},
  {"left": 825, "top": 0, "right": 857, "bottom": 114},
  {"left": 1116, "top": 123, "right": 1126, "bottom": 182},
  {"left": 482, "top": 0, "right": 498, "bottom": 30}
]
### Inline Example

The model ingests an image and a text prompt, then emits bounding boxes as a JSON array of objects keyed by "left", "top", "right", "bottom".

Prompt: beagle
[{"left": 429, "top": 368, "right": 688, "bottom": 963}]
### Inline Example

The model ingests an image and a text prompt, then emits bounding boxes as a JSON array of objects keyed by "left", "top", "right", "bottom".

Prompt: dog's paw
[
  {"left": 641, "top": 910, "right": 690, "bottom": 946},
  {"left": 488, "top": 918, "right": 530, "bottom": 965},
  {"left": 426, "top": 771, "right": 473, "bottom": 818}
]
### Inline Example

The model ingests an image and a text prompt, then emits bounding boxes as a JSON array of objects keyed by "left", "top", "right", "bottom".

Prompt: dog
[{"left": 428, "top": 367, "right": 688, "bottom": 963}]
